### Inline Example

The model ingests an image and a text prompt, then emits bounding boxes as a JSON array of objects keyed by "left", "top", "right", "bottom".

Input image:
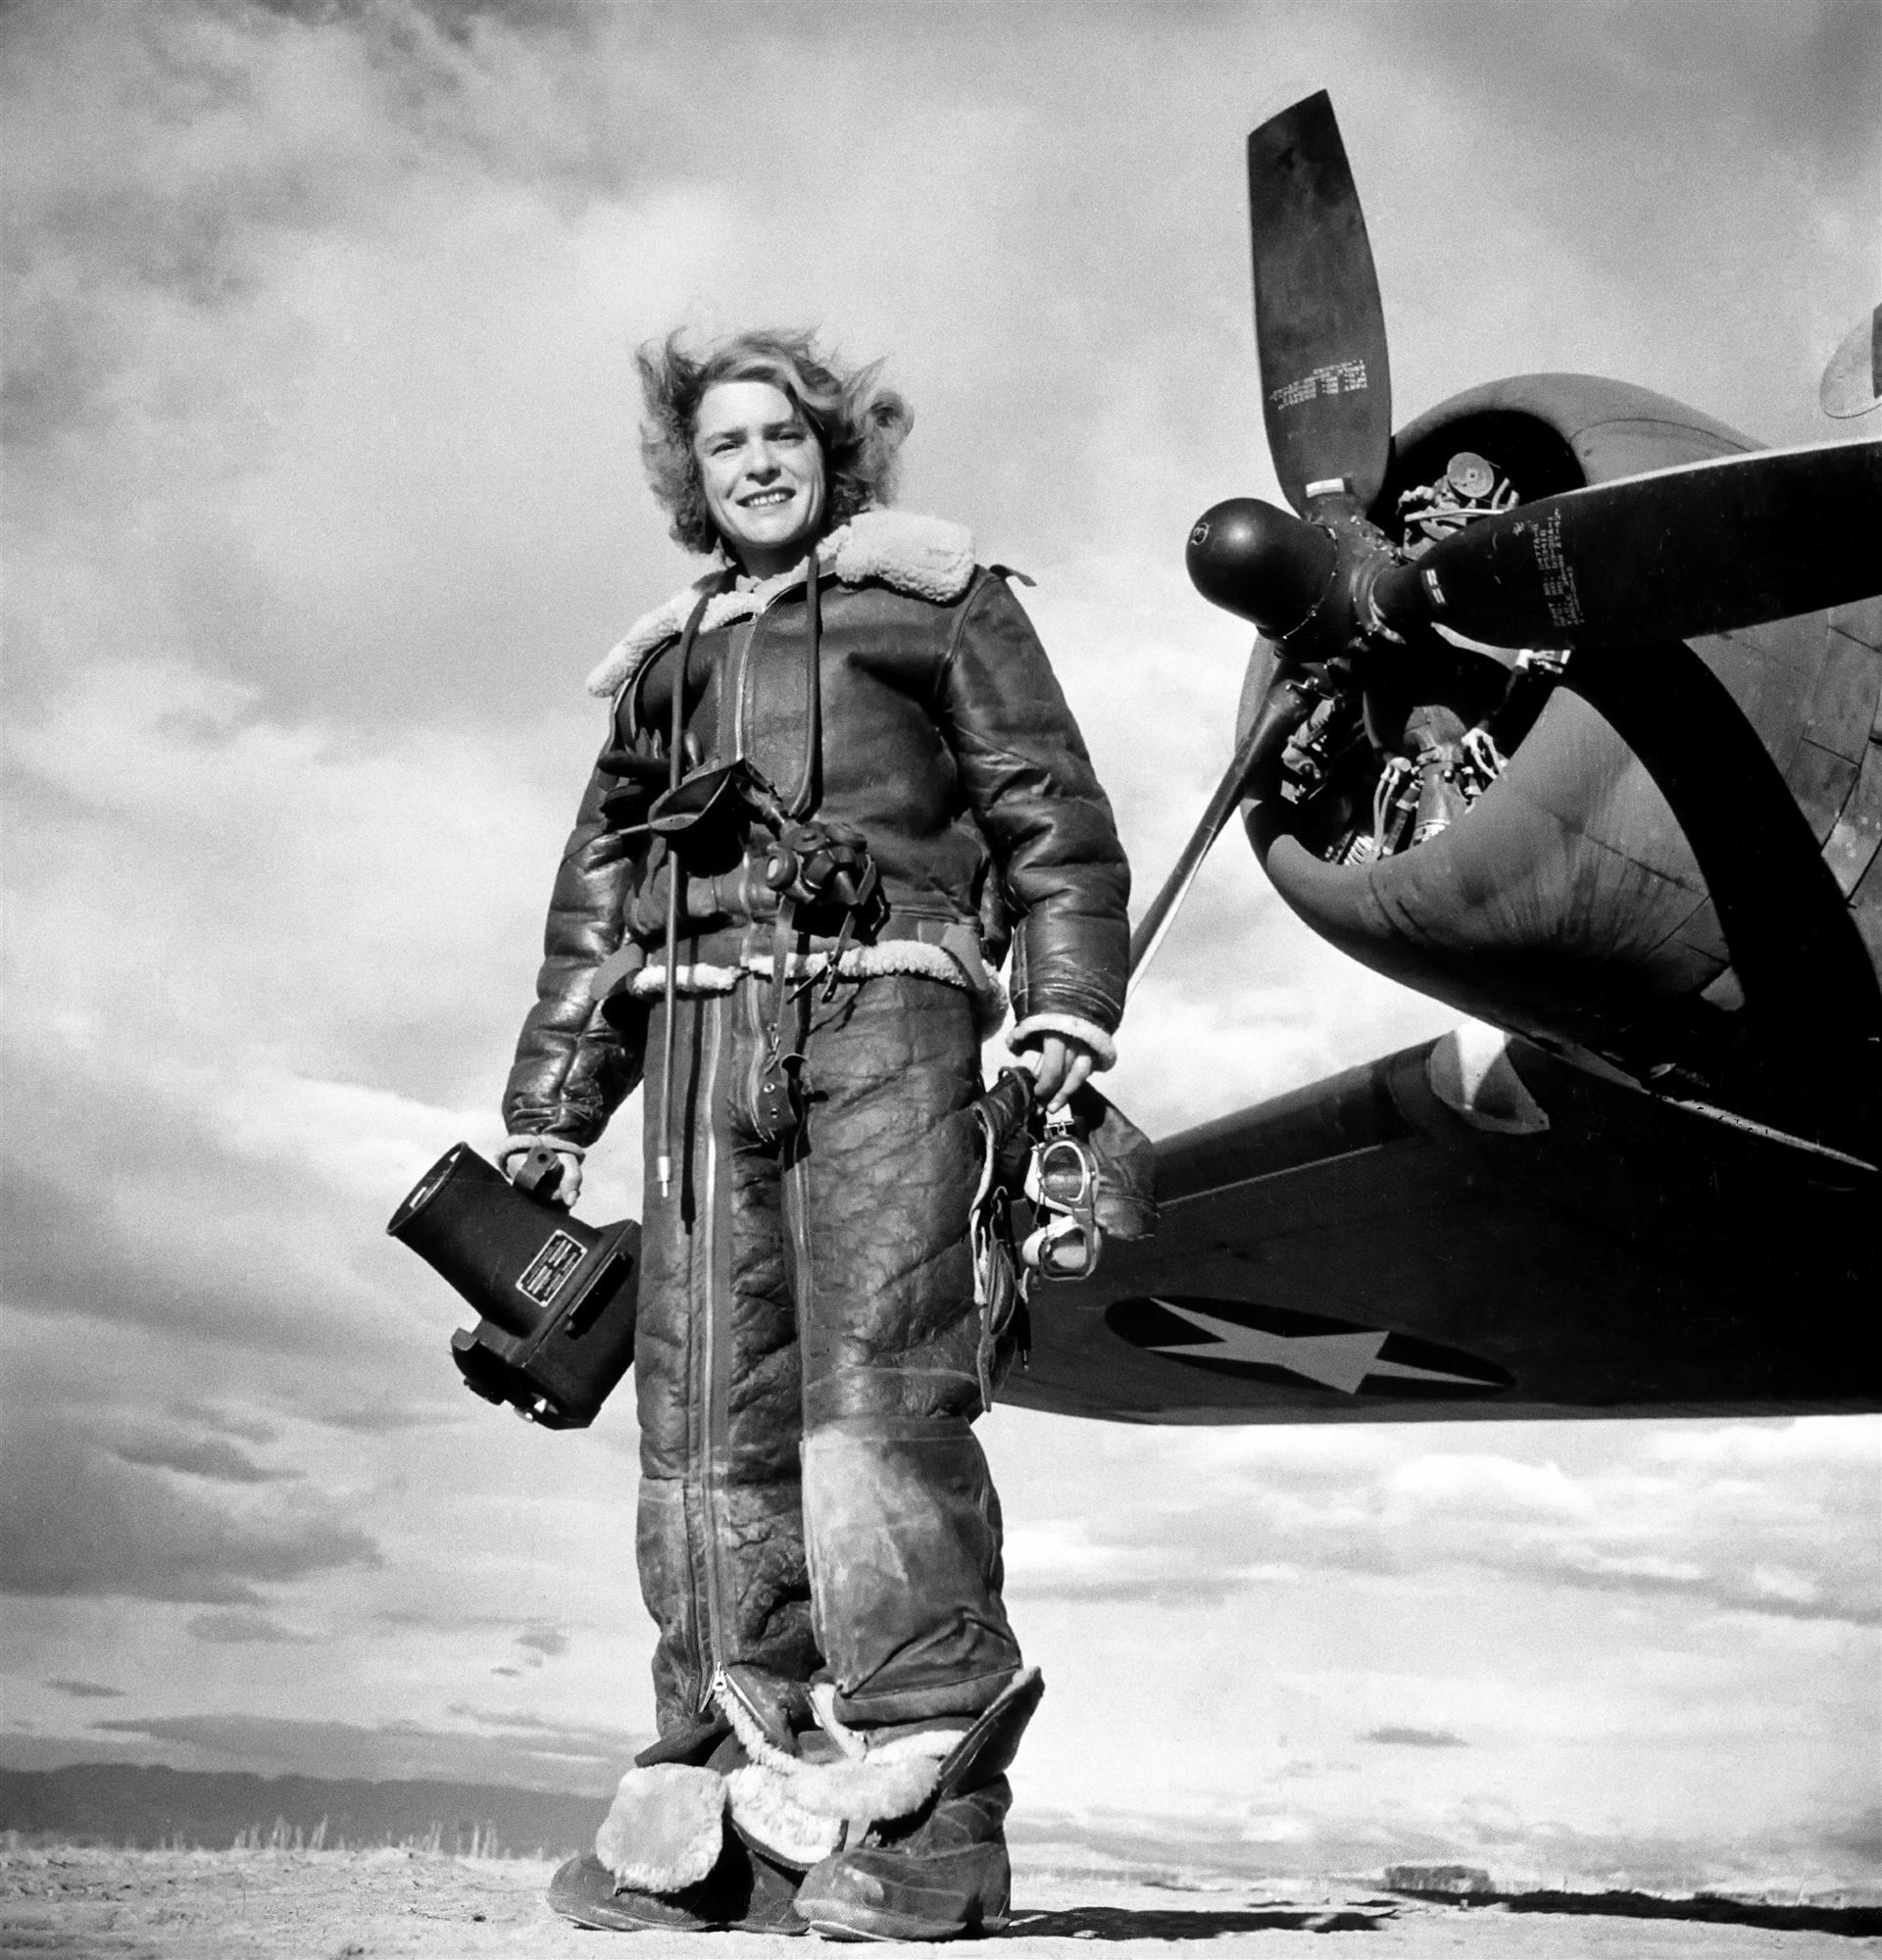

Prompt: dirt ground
[{"left": 2, "top": 1845, "right": 1874, "bottom": 1960}]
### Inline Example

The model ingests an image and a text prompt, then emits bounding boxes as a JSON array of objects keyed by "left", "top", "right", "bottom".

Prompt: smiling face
[{"left": 692, "top": 378, "right": 828, "bottom": 577}]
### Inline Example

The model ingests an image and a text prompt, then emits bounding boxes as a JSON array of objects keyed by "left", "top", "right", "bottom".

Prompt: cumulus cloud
[
  {"left": 314, "top": 1400, "right": 466, "bottom": 1434},
  {"left": 1361, "top": 1727, "right": 1468, "bottom": 1749},
  {"left": 185, "top": 1610, "right": 318, "bottom": 1645},
  {"left": 447, "top": 1701, "right": 600, "bottom": 1736},
  {"left": 1542, "top": 1547, "right": 1880, "bottom": 1628},
  {"left": 1005, "top": 1421, "right": 1881, "bottom": 1631},
  {"left": 0, "top": 0, "right": 1875, "bottom": 1892},
  {"left": 0, "top": 1426, "right": 380, "bottom": 1605},
  {"left": 172, "top": 1403, "right": 279, "bottom": 1446},
  {"left": 109, "top": 1435, "right": 296, "bottom": 1485}
]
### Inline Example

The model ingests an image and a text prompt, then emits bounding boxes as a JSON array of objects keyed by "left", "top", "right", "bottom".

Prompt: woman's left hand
[{"left": 1020, "top": 1034, "right": 1098, "bottom": 1112}]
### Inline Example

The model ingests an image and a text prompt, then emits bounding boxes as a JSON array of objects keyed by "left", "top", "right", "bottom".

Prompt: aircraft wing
[{"left": 999, "top": 1033, "right": 1878, "bottom": 1425}]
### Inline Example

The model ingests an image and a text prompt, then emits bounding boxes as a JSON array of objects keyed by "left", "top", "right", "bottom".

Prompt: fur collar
[{"left": 585, "top": 510, "right": 975, "bottom": 698}]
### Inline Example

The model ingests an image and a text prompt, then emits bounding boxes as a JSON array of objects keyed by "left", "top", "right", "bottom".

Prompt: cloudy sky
[{"left": 3, "top": 0, "right": 1878, "bottom": 1893}]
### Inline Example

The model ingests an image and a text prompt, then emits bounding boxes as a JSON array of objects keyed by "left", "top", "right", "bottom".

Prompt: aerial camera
[{"left": 386, "top": 1142, "right": 640, "bottom": 1428}]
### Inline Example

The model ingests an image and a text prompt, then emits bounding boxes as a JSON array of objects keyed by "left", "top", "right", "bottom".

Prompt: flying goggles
[{"left": 1020, "top": 1111, "right": 1105, "bottom": 1283}]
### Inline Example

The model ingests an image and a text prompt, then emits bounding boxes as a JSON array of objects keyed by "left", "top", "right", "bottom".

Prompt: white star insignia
[{"left": 1143, "top": 1298, "right": 1492, "bottom": 1396}]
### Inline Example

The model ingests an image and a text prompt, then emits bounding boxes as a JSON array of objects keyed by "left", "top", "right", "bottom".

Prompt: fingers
[
  {"left": 1022, "top": 1036, "right": 1070, "bottom": 1107},
  {"left": 1013, "top": 1035, "right": 1101, "bottom": 1112},
  {"left": 498, "top": 1140, "right": 584, "bottom": 1209},
  {"left": 1050, "top": 1050, "right": 1096, "bottom": 1112},
  {"left": 528, "top": 1151, "right": 583, "bottom": 1209}
]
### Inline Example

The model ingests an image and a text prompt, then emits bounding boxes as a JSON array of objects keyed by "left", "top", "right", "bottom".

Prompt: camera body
[{"left": 387, "top": 1143, "right": 639, "bottom": 1429}]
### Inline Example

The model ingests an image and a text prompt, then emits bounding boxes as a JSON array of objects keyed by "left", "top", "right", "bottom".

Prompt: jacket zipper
[{"left": 693, "top": 587, "right": 794, "bottom": 1712}]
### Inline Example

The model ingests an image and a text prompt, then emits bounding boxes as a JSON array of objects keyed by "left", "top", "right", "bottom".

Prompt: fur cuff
[
  {"left": 715, "top": 1671, "right": 957, "bottom": 1868},
  {"left": 715, "top": 1662, "right": 1009, "bottom": 1868},
  {"left": 1010, "top": 1012, "right": 1117, "bottom": 1071},
  {"left": 593, "top": 1763, "right": 726, "bottom": 1893},
  {"left": 790, "top": 1732, "right": 953, "bottom": 1823},
  {"left": 724, "top": 1765, "right": 845, "bottom": 1870},
  {"left": 587, "top": 512, "right": 977, "bottom": 698}
]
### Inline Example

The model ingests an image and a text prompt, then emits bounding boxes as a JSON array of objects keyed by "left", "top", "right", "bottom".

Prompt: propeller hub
[{"left": 1186, "top": 498, "right": 1339, "bottom": 638}]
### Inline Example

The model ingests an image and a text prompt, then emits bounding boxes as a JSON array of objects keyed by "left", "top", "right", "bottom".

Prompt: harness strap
[
  {"left": 781, "top": 553, "right": 822, "bottom": 820},
  {"left": 656, "top": 576, "right": 732, "bottom": 1200},
  {"left": 769, "top": 896, "right": 796, "bottom": 1054},
  {"left": 759, "top": 553, "right": 824, "bottom": 1133}
]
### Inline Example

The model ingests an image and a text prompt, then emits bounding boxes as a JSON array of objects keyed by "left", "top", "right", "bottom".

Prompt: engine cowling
[{"left": 1238, "top": 374, "right": 1882, "bottom": 1152}]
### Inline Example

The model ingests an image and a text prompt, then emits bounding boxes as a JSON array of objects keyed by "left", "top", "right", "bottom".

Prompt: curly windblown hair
[{"left": 637, "top": 329, "right": 913, "bottom": 558}]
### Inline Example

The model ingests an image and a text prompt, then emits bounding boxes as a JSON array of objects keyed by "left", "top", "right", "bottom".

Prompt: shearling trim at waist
[
  {"left": 617, "top": 939, "right": 1010, "bottom": 1032},
  {"left": 586, "top": 509, "right": 976, "bottom": 698}
]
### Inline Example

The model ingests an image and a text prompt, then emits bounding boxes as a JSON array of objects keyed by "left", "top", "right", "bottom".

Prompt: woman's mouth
[{"left": 741, "top": 488, "right": 795, "bottom": 510}]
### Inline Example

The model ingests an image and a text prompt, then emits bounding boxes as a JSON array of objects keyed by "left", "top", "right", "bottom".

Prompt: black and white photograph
[{"left": 3, "top": 2, "right": 1879, "bottom": 1951}]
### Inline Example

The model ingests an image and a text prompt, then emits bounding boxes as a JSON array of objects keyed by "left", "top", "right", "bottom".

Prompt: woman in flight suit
[{"left": 504, "top": 329, "right": 1128, "bottom": 1938}]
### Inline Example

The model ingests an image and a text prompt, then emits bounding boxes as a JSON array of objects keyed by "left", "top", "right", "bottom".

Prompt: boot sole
[
  {"left": 554, "top": 1897, "right": 807, "bottom": 1935},
  {"left": 796, "top": 1841, "right": 1009, "bottom": 1941},
  {"left": 547, "top": 1856, "right": 807, "bottom": 1936},
  {"left": 799, "top": 1900, "right": 978, "bottom": 1941}
]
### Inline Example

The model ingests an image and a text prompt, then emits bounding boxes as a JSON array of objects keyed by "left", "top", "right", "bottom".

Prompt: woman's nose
[{"left": 748, "top": 443, "right": 780, "bottom": 479}]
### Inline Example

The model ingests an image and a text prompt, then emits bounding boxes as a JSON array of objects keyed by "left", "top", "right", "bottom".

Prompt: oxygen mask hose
[
  {"left": 657, "top": 860, "right": 678, "bottom": 1199},
  {"left": 788, "top": 548, "right": 822, "bottom": 820}
]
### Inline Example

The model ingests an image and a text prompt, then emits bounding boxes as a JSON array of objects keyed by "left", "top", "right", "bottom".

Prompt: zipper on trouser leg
[
  {"left": 782, "top": 1146, "right": 823, "bottom": 1671},
  {"left": 693, "top": 992, "right": 731, "bottom": 1714}
]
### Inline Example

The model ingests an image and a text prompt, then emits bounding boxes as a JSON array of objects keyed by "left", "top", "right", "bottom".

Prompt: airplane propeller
[
  {"left": 1246, "top": 90, "right": 1392, "bottom": 518},
  {"left": 1129, "top": 94, "right": 1882, "bottom": 991},
  {"left": 1125, "top": 678, "right": 1312, "bottom": 991},
  {"left": 1193, "top": 437, "right": 1882, "bottom": 652}
]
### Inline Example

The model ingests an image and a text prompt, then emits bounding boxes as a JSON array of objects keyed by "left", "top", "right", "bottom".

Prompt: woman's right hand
[{"left": 1015, "top": 1034, "right": 1098, "bottom": 1113}]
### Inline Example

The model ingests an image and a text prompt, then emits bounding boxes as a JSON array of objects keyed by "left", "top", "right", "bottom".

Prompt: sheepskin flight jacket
[{"left": 504, "top": 511, "right": 1130, "bottom": 1149}]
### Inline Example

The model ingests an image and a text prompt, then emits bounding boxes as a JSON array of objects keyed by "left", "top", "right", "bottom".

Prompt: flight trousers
[{"left": 632, "top": 970, "right": 1023, "bottom": 1744}]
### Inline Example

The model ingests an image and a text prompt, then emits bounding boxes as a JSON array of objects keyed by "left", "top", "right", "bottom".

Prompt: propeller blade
[
  {"left": 1248, "top": 91, "right": 1392, "bottom": 515},
  {"left": 1372, "top": 438, "right": 1882, "bottom": 649},
  {"left": 1127, "top": 682, "right": 1313, "bottom": 993}
]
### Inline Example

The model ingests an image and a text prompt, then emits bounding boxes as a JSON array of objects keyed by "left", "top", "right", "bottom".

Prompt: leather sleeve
[
  {"left": 936, "top": 572, "right": 1130, "bottom": 1035},
  {"left": 501, "top": 754, "right": 649, "bottom": 1146}
]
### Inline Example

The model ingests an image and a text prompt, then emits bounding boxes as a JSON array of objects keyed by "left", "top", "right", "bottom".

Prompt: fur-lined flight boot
[
  {"left": 547, "top": 1734, "right": 808, "bottom": 1935},
  {"left": 546, "top": 1833, "right": 806, "bottom": 1935},
  {"left": 791, "top": 1667, "right": 1044, "bottom": 1941}
]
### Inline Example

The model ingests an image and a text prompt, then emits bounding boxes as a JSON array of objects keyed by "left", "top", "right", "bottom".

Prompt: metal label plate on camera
[{"left": 517, "top": 1229, "right": 585, "bottom": 1307}]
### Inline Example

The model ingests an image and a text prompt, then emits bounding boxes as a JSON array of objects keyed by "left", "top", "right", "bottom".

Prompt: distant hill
[
  {"left": 0, "top": 1763, "right": 602, "bottom": 1857},
  {"left": 7, "top": 1763, "right": 1877, "bottom": 1937}
]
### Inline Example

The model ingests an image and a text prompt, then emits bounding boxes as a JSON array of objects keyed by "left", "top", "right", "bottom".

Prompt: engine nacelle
[{"left": 1238, "top": 374, "right": 1882, "bottom": 1152}]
